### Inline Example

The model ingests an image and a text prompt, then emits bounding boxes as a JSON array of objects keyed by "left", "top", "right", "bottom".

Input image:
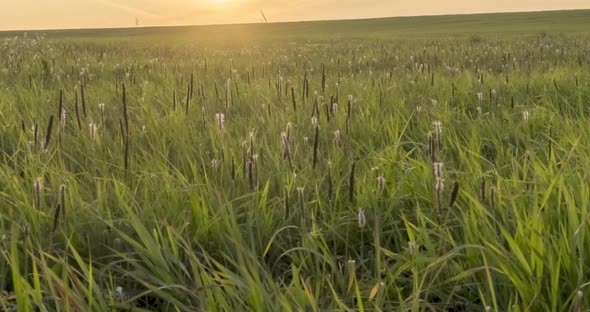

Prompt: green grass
[{"left": 1, "top": 9, "right": 590, "bottom": 311}]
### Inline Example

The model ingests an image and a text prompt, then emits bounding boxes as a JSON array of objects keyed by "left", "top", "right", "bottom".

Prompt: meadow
[{"left": 1, "top": 9, "right": 590, "bottom": 311}]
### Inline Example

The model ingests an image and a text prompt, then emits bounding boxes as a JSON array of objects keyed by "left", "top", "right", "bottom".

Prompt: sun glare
[{"left": 209, "top": 0, "right": 230, "bottom": 5}]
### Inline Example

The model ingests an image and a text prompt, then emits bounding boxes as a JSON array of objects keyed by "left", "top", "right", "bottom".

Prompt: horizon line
[{"left": 0, "top": 7, "right": 588, "bottom": 33}]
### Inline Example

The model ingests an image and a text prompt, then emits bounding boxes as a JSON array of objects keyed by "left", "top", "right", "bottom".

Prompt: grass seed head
[
  {"left": 89, "top": 122, "right": 98, "bottom": 140},
  {"left": 358, "top": 208, "right": 366, "bottom": 228},
  {"left": 333, "top": 130, "right": 341, "bottom": 144},
  {"left": 33, "top": 177, "right": 43, "bottom": 209},
  {"left": 215, "top": 113, "right": 225, "bottom": 130},
  {"left": 376, "top": 173, "right": 386, "bottom": 193},
  {"left": 523, "top": 110, "right": 530, "bottom": 121}
]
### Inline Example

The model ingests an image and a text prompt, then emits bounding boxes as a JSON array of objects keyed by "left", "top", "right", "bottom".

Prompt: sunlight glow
[
  {"left": 208, "top": 0, "right": 231, "bottom": 6},
  {"left": 0, "top": 0, "right": 589, "bottom": 30}
]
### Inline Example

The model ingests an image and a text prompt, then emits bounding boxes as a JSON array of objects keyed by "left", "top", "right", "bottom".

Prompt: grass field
[{"left": 1, "top": 9, "right": 590, "bottom": 311}]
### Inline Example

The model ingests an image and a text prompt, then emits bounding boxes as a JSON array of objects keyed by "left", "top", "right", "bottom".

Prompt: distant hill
[{"left": 1, "top": 9, "right": 589, "bottom": 42}]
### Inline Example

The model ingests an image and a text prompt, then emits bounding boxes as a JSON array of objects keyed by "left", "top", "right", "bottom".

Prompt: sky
[{"left": 1, "top": 0, "right": 589, "bottom": 31}]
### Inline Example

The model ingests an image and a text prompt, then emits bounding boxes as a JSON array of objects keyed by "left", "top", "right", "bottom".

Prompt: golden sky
[{"left": 1, "top": 0, "right": 589, "bottom": 30}]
